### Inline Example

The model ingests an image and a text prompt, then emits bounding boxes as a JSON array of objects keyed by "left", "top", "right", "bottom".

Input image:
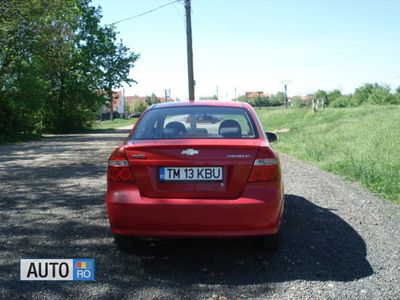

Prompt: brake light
[
  {"left": 107, "top": 146, "right": 135, "bottom": 182},
  {"left": 248, "top": 147, "right": 281, "bottom": 182}
]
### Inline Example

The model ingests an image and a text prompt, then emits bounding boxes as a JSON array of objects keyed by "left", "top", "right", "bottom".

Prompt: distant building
[
  {"left": 112, "top": 90, "right": 124, "bottom": 114},
  {"left": 98, "top": 90, "right": 123, "bottom": 117},
  {"left": 245, "top": 91, "right": 271, "bottom": 99},
  {"left": 101, "top": 91, "right": 177, "bottom": 118},
  {"left": 123, "top": 96, "right": 146, "bottom": 109},
  {"left": 302, "top": 94, "right": 314, "bottom": 101}
]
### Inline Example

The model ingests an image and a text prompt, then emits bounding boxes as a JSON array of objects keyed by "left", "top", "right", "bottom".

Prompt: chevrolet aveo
[{"left": 106, "top": 101, "right": 284, "bottom": 251}]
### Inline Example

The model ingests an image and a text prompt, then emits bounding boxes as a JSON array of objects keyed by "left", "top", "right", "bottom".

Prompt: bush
[
  {"left": 135, "top": 102, "right": 148, "bottom": 113},
  {"left": 367, "top": 86, "right": 395, "bottom": 104},
  {"left": 353, "top": 83, "right": 377, "bottom": 105},
  {"left": 292, "top": 97, "right": 308, "bottom": 108},
  {"left": 395, "top": 93, "right": 400, "bottom": 105},
  {"left": 237, "top": 95, "right": 251, "bottom": 103},
  {"left": 314, "top": 89, "right": 342, "bottom": 107},
  {"left": 330, "top": 95, "right": 354, "bottom": 108},
  {"left": 352, "top": 83, "right": 396, "bottom": 105},
  {"left": 270, "top": 92, "right": 285, "bottom": 106},
  {"left": 327, "top": 89, "right": 342, "bottom": 105}
]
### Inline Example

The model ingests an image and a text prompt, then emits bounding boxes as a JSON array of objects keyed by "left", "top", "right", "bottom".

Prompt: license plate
[{"left": 159, "top": 167, "right": 223, "bottom": 182}]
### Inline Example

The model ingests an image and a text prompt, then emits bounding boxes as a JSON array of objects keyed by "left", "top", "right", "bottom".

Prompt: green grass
[
  {"left": 258, "top": 105, "right": 400, "bottom": 204},
  {"left": 91, "top": 118, "right": 136, "bottom": 130}
]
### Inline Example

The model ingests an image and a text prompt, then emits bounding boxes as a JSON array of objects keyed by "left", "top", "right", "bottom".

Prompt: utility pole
[
  {"left": 185, "top": 0, "right": 195, "bottom": 100},
  {"left": 216, "top": 86, "right": 219, "bottom": 100},
  {"left": 164, "top": 89, "right": 168, "bottom": 102},
  {"left": 282, "top": 80, "right": 290, "bottom": 109},
  {"left": 284, "top": 84, "right": 288, "bottom": 109}
]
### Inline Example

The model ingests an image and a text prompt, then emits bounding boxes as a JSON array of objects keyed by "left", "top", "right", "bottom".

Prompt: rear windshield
[{"left": 131, "top": 106, "right": 258, "bottom": 140}]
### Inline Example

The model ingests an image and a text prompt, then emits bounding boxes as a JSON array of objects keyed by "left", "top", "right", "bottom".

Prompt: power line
[
  {"left": 109, "top": 0, "right": 183, "bottom": 25},
  {"left": 172, "top": 2, "right": 186, "bottom": 23}
]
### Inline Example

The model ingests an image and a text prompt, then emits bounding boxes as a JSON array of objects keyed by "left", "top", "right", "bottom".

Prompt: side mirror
[{"left": 266, "top": 132, "right": 277, "bottom": 143}]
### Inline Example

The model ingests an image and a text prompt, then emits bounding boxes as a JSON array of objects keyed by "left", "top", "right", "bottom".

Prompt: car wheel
[
  {"left": 114, "top": 234, "right": 135, "bottom": 252},
  {"left": 256, "top": 233, "right": 280, "bottom": 252}
]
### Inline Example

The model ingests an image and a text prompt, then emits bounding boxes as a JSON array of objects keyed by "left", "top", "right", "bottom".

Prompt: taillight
[
  {"left": 248, "top": 147, "right": 281, "bottom": 182},
  {"left": 107, "top": 146, "right": 135, "bottom": 182}
]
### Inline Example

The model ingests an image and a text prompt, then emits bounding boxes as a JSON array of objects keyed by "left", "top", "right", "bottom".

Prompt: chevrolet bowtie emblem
[{"left": 181, "top": 149, "right": 199, "bottom": 156}]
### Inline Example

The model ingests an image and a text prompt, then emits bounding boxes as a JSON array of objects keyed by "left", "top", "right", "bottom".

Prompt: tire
[
  {"left": 114, "top": 234, "right": 135, "bottom": 252},
  {"left": 256, "top": 233, "right": 281, "bottom": 252}
]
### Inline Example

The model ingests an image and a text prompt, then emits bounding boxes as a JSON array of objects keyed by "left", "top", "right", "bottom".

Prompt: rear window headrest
[{"left": 218, "top": 120, "right": 242, "bottom": 137}]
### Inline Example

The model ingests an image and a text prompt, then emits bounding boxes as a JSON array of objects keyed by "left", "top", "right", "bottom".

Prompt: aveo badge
[{"left": 20, "top": 259, "right": 95, "bottom": 281}]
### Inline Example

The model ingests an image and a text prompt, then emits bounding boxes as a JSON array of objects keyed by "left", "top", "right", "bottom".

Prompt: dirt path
[{"left": 0, "top": 131, "right": 399, "bottom": 299}]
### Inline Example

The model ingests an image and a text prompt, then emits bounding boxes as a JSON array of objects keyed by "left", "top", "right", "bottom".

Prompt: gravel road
[{"left": 0, "top": 130, "right": 399, "bottom": 299}]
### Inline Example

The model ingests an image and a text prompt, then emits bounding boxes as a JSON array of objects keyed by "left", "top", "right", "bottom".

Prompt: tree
[
  {"left": 251, "top": 95, "right": 261, "bottom": 108},
  {"left": 270, "top": 92, "right": 285, "bottom": 106},
  {"left": 95, "top": 29, "right": 139, "bottom": 120},
  {"left": 292, "top": 96, "right": 307, "bottom": 108},
  {"left": 41, "top": 0, "right": 100, "bottom": 132},
  {"left": 135, "top": 102, "right": 148, "bottom": 113},
  {"left": 0, "top": 0, "right": 72, "bottom": 135},
  {"left": 237, "top": 95, "right": 251, "bottom": 103},
  {"left": 366, "top": 84, "right": 395, "bottom": 104},
  {"left": 395, "top": 87, "right": 400, "bottom": 105},
  {"left": 308, "top": 89, "right": 342, "bottom": 110},
  {"left": 259, "top": 96, "right": 271, "bottom": 106},
  {"left": 145, "top": 93, "right": 159, "bottom": 106},
  {"left": 0, "top": 0, "right": 139, "bottom": 135},
  {"left": 315, "top": 90, "right": 328, "bottom": 106},
  {"left": 352, "top": 83, "right": 396, "bottom": 106},
  {"left": 329, "top": 95, "right": 353, "bottom": 108},
  {"left": 327, "top": 89, "right": 342, "bottom": 105},
  {"left": 49, "top": 1, "right": 139, "bottom": 126},
  {"left": 352, "top": 83, "right": 379, "bottom": 105}
]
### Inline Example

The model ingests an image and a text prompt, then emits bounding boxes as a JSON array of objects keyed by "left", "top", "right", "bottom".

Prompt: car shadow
[{"left": 116, "top": 194, "right": 373, "bottom": 285}]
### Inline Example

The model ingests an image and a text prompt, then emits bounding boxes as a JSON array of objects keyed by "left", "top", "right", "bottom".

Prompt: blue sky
[{"left": 92, "top": 0, "right": 400, "bottom": 100}]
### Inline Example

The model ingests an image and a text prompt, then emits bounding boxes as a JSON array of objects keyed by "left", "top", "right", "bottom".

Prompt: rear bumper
[{"left": 106, "top": 181, "right": 284, "bottom": 238}]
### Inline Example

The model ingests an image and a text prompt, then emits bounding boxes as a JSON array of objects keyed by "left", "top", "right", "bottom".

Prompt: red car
[{"left": 106, "top": 101, "right": 284, "bottom": 251}]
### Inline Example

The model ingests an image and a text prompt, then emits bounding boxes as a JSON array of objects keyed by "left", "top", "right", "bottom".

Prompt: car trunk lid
[{"left": 125, "top": 139, "right": 260, "bottom": 199}]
